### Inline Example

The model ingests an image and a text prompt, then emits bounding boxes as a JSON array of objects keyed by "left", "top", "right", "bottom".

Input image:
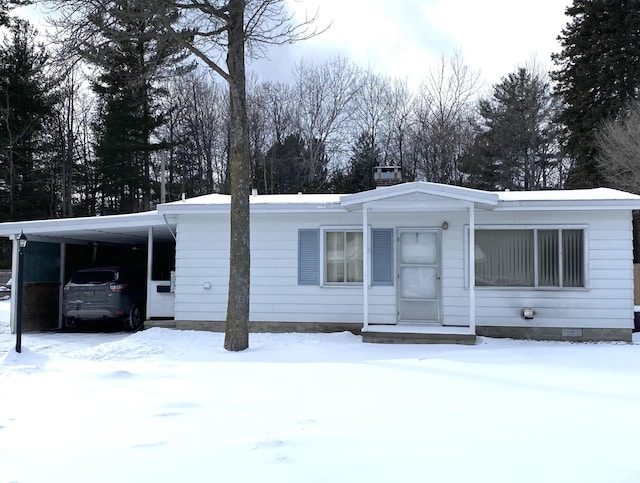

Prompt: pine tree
[
  {"left": 552, "top": 0, "right": 640, "bottom": 188},
  {"left": 254, "top": 133, "right": 305, "bottom": 194},
  {"left": 462, "top": 67, "right": 562, "bottom": 191},
  {"left": 85, "top": 1, "right": 190, "bottom": 213},
  {"left": 331, "top": 132, "right": 380, "bottom": 193},
  {"left": 0, "top": 19, "right": 56, "bottom": 221}
]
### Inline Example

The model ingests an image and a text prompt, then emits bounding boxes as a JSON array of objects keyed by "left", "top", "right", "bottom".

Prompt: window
[
  {"left": 474, "top": 228, "right": 584, "bottom": 288},
  {"left": 298, "top": 228, "right": 394, "bottom": 287},
  {"left": 325, "top": 231, "right": 363, "bottom": 284}
]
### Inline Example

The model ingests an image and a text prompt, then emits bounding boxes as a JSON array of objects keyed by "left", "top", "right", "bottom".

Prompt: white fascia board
[
  {"left": 494, "top": 200, "right": 640, "bottom": 211},
  {"left": 160, "top": 200, "right": 345, "bottom": 215},
  {"left": 0, "top": 211, "right": 167, "bottom": 238}
]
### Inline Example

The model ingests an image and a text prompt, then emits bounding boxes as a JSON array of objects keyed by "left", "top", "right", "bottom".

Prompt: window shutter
[
  {"left": 298, "top": 229, "right": 320, "bottom": 285},
  {"left": 372, "top": 228, "right": 394, "bottom": 286}
]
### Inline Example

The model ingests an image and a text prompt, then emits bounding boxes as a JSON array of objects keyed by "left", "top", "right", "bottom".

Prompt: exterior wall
[
  {"left": 174, "top": 208, "right": 634, "bottom": 336},
  {"left": 174, "top": 210, "right": 460, "bottom": 325},
  {"left": 473, "top": 210, "right": 634, "bottom": 331},
  {"left": 175, "top": 211, "right": 374, "bottom": 323}
]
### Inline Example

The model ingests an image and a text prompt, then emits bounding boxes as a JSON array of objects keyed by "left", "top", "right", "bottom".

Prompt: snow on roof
[
  {"left": 160, "top": 184, "right": 640, "bottom": 214},
  {"left": 165, "top": 192, "right": 343, "bottom": 205},
  {"left": 495, "top": 187, "right": 640, "bottom": 202},
  {"left": 159, "top": 192, "right": 344, "bottom": 214}
]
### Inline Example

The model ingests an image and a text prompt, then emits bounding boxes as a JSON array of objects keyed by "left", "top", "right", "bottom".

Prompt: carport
[{"left": 0, "top": 211, "right": 177, "bottom": 333}]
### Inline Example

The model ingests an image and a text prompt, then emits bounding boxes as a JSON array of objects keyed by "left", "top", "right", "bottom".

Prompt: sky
[
  {"left": 1, "top": 301, "right": 640, "bottom": 483},
  {"left": 17, "top": 1, "right": 573, "bottom": 90},
  {"left": 250, "top": 0, "right": 574, "bottom": 88}
]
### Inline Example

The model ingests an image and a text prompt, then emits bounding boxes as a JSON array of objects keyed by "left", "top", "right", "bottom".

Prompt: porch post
[
  {"left": 468, "top": 203, "right": 476, "bottom": 334},
  {"left": 363, "top": 203, "right": 369, "bottom": 331}
]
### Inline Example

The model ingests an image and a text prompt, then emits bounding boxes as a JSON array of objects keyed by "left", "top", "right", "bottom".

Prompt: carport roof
[{"left": 0, "top": 210, "right": 176, "bottom": 245}]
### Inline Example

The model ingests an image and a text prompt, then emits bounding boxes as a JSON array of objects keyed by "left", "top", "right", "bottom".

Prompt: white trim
[
  {"left": 340, "top": 181, "right": 500, "bottom": 211},
  {"left": 469, "top": 224, "right": 589, "bottom": 289},
  {"left": 362, "top": 205, "right": 369, "bottom": 330},
  {"left": 468, "top": 204, "right": 476, "bottom": 335},
  {"left": 396, "top": 227, "right": 443, "bottom": 324},
  {"left": 320, "top": 225, "right": 365, "bottom": 287}
]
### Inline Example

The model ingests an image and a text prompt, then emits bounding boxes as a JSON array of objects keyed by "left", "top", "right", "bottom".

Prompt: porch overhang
[{"left": 340, "top": 182, "right": 499, "bottom": 212}]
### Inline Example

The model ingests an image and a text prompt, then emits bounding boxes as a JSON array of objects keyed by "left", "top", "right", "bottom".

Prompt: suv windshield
[{"left": 70, "top": 269, "right": 118, "bottom": 284}]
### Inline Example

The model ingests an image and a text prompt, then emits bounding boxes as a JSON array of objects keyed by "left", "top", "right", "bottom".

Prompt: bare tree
[
  {"left": 163, "top": 71, "right": 229, "bottom": 195},
  {"left": 381, "top": 78, "right": 414, "bottom": 170},
  {"left": 150, "top": 0, "right": 322, "bottom": 350},
  {"left": 293, "top": 57, "right": 359, "bottom": 187},
  {"left": 410, "top": 52, "right": 480, "bottom": 183},
  {"left": 45, "top": 0, "right": 322, "bottom": 350},
  {"left": 597, "top": 99, "right": 640, "bottom": 262},
  {"left": 248, "top": 79, "right": 296, "bottom": 193},
  {"left": 597, "top": 100, "right": 640, "bottom": 194}
]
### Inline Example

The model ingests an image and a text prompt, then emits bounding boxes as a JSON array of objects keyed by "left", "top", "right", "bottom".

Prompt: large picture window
[
  {"left": 325, "top": 231, "right": 363, "bottom": 284},
  {"left": 475, "top": 228, "right": 584, "bottom": 288}
]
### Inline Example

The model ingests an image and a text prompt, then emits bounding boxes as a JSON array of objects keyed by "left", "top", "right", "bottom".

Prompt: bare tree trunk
[{"left": 224, "top": 0, "right": 250, "bottom": 351}]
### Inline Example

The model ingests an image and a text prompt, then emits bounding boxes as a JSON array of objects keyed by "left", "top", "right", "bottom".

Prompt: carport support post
[{"left": 58, "top": 243, "right": 65, "bottom": 329}]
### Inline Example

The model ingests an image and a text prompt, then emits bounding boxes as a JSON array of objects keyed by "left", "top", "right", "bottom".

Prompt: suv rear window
[{"left": 70, "top": 270, "right": 118, "bottom": 284}]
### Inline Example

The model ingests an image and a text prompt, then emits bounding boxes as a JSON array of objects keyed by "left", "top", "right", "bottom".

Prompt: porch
[{"left": 361, "top": 324, "right": 476, "bottom": 345}]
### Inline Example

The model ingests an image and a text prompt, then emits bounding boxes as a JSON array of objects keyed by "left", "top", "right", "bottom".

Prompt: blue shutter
[
  {"left": 298, "top": 229, "right": 320, "bottom": 285},
  {"left": 372, "top": 228, "right": 394, "bottom": 286}
]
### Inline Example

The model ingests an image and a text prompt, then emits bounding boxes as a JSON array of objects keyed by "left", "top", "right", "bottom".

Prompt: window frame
[
  {"left": 320, "top": 226, "right": 365, "bottom": 287},
  {"left": 465, "top": 225, "right": 589, "bottom": 290}
]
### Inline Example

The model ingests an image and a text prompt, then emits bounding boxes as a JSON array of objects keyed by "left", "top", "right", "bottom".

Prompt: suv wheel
[{"left": 124, "top": 303, "right": 143, "bottom": 332}]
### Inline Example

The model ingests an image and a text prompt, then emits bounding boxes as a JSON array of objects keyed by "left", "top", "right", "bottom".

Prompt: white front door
[{"left": 397, "top": 229, "right": 441, "bottom": 323}]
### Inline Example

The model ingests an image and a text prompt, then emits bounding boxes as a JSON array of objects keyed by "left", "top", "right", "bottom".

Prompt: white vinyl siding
[
  {"left": 469, "top": 211, "right": 633, "bottom": 330},
  {"left": 171, "top": 208, "right": 634, "bottom": 332},
  {"left": 175, "top": 213, "right": 397, "bottom": 324}
]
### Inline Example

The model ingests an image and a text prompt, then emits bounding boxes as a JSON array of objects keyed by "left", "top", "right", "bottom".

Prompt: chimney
[{"left": 373, "top": 166, "right": 402, "bottom": 188}]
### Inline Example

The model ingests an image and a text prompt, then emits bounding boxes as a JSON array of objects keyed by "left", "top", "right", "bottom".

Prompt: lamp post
[{"left": 15, "top": 231, "right": 27, "bottom": 353}]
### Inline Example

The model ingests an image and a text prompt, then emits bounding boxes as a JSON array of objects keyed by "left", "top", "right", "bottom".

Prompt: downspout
[
  {"left": 468, "top": 203, "right": 476, "bottom": 334},
  {"left": 363, "top": 203, "right": 369, "bottom": 331},
  {"left": 163, "top": 214, "right": 177, "bottom": 242}
]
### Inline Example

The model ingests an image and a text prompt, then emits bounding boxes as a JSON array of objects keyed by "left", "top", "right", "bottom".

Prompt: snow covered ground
[{"left": 1, "top": 300, "right": 640, "bottom": 483}]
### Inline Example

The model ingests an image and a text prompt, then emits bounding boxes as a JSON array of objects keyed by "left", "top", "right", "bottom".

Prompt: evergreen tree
[
  {"left": 462, "top": 67, "right": 562, "bottom": 191},
  {"left": 331, "top": 132, "right": 380, "bottom": 193},
  {"left": 0, "top": 19, "right": 56, "bottom": 221},
  {"left": 0, "top": 1, "right": 30, "bottom": 28},
  {"left": 85, "top": 1, "right": 190, "bottom": 213},
  {"left": 552, "top": 0, "right": 640, "bottom": 188},
  {"left": 253, "top": 133, "right": 310, "bottom": 194}
]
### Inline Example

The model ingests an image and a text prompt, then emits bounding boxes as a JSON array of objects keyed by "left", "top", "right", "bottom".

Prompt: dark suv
[{"left": 62, "top": 267, "right": 145, "bottom": 331}]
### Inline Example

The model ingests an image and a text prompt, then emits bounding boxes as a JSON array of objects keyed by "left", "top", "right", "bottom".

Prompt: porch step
[{"left": 362, "top": 329, "right": 476, "bottom": 345}]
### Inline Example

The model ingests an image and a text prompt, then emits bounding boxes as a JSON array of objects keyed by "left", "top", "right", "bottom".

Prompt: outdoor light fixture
[
  {"left": 15, "top": 231, "right": 27, "bottom": 353},
  {"left": 441, "top": 221, "right": 449, "bottom": 230},
  {"left": 18, "top": 231, "right": 27, "bottom": 249}
]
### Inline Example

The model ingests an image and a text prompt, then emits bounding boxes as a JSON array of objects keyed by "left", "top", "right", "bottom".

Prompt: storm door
[{"left": 397, "top": 229, "right": 441, "bottom": 323}]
